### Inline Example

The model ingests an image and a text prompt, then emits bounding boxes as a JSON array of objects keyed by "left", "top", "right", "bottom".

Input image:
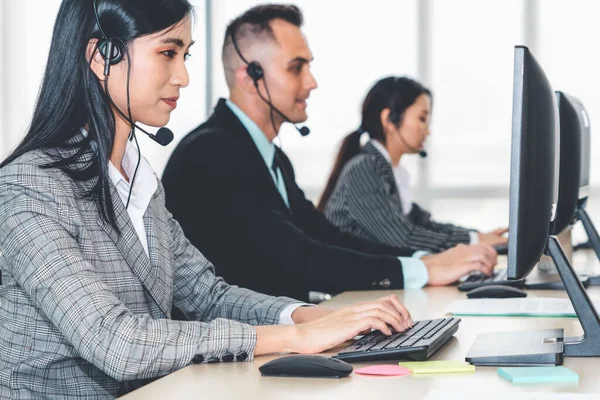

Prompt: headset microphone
[
  {"left": 251, "top": 82, "right": 310, "bottom": 137},
  {"left": 397, "top": 131, "right": 427, "bottom": 158},
  {"left": 229, "top": 30, "right": 310, "bottom": 137},
  {"left": 93, "top": 0, "right": 173, "bottom": 147},
  {"left": 109, "top": 102, "right": 174, "bottom": 146}
]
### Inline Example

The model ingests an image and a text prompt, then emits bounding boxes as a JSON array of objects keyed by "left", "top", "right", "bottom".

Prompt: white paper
[
  {"left": 425, "top": 392, "right": 598, "bottom": 400},
  {"left": 445, "top": 297, "right": 600, "bottom": 317}
]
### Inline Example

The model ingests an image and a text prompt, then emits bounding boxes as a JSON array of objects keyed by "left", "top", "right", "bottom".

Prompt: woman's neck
[
  {"left": 383, "top": 141, "right": 406, "bottom": 167},
  {"left": 109, "top": 115, "right": 133, "bottom": 181}
]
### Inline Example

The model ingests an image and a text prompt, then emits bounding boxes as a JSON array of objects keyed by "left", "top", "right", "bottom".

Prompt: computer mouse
[
  {"left": 466, "top": 285, "right": 527, "bottom": 299},
  {"left": 259, "top": 355, "right": 353, "bottom": 378},
  {"left": 494, "top": 243, "right": 509, "bottom": 255}
]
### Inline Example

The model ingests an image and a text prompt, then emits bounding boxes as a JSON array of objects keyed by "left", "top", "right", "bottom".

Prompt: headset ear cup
[
  {"left": 247, "top": 62, "right": 264, "bottom": 82},
  {"left": 99, "top": 40, "right": 123, "bottom": 65}
]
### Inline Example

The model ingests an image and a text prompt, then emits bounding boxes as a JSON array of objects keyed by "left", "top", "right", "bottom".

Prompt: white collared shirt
[
  {"left": 108, "top": 140, "right": 158, "bottom": 257},
  {"left": 368, "top": 140, "right": 479, "bottom": 245}
]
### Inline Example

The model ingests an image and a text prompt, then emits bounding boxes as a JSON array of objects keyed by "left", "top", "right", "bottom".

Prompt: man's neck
[{"left": 228, "top": 95, "right": 281, "bottom": 142}]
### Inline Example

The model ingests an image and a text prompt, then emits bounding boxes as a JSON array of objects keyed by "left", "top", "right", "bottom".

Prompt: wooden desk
[{"left": 121, "top": 252, "right": 600, "bottom": 399}]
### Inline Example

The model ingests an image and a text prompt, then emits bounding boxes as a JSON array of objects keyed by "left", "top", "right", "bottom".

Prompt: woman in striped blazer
[{"left": 318, "top": 77, "right": 507, "bottom": 253}]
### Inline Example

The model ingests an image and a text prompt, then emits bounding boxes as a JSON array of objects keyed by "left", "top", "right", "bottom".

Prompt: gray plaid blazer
[
  {"left": 324, "top": 141, "right": 472, "bottom": 253},
  {"left": 0, "top": 148, "right": 297, "bottom": 399}
]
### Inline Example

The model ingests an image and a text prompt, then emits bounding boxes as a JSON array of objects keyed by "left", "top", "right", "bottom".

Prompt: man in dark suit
[{"left": 162, "top": 4, "right": 496, "bottom": 302}]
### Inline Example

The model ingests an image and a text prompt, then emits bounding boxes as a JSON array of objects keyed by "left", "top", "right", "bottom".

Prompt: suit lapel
[
  {"left": 96, "top": 182, "right": 172, "bottom": 317},
  {"left": 363, "top": 142, "right": 400, "bottom": 198},
  {"left": 215, "top": 100, "right": 292, "bottom": 214},
  {"left": 143, "top": 190, "right": 174, "bottom": 317}
]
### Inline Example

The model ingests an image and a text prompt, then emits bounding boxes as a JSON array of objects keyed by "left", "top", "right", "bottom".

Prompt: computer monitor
[
  {"left": 467, "top": 46, "right": 600, "bottom": 365},
  {"left": 552, "top": 92, "right": 582, "bottom": 236},
  {"left": 552, "top": 93, "right": 600, "bottom": 285},
  {"left": 506, "top": 45, "right": 560, "bottom": 281}
]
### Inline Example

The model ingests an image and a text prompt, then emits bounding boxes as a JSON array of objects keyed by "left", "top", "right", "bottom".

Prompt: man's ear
[
  {"left": 235, "top": 64, "right": 260, "bottom": 94},
  {"left": 87, "top": 38, "right": 106, "bottom": 81}
]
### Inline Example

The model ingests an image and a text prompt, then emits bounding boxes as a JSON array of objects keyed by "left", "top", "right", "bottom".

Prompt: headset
[
  {"left": 93, "top": 0, "right": 174, "bottom": 209},
  {"left": 228, "top": 29, "right": 310, "bottom": 137},
  {"left": 93, "top": 0, "right": 174, "bottom": 147},
  {"left": 389, "top": 77, "right": 428, "bottom": 158},
  {"left": 397, "top": 129, "right": 428, "bottom": 158}
]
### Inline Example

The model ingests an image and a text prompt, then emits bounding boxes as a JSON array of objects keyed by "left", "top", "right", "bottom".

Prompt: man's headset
[
  {"left": 93, "top": 0, "right": 174, "bottom": 147},
  {"left": 228, "top": 29, "right": 310, "bottom": 137}
]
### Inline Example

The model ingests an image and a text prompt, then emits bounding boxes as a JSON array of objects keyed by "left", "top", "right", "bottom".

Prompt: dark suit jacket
[{"left": 163, "top": 99, "right": 413, "bottom": 301}]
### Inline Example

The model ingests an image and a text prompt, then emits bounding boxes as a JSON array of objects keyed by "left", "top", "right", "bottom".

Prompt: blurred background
[{"left": 1, "top": 0, "right": 599, "bottom": 243}]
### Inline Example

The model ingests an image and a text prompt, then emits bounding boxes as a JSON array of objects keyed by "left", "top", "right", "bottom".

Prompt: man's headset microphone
[
  {"left": 229, "top": 29, "right": 310, "bottom": 137},
  {"left": 93, "top": 0, "right": 173, "bottom": 207},
  {"left": 229, "top": 31, "right": 428, "bottom": 159}
]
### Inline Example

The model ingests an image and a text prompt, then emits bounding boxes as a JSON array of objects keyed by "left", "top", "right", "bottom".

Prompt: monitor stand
[
  {"left": 548, "top": 235, "right": 600, "bottom": 356},
  {"left": 577, "top": 207, "right": 600, "bottom": 286},
  {"left": 466, "top": 235, "right": 600, "bottom": 365}
]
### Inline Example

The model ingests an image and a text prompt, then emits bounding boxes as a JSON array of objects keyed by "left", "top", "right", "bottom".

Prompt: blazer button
[
  {"left": 207, "top": 357, "right": 220, "bottom": 364},
  {"left": 236, "top": 351, "right": 248, "bottom": 362},
  {"left": 222, "top": 353, "right": 234, "bottom": 362},
  {"left": 191, "top": 355, "right": 204, "bottom": 364},
  {"left": 380, "top": 278, "right": 391, "bottom": 288}
]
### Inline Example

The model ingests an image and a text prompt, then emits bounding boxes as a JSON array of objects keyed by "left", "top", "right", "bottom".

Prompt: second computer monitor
[
  {"left": 552, "top": 92, "right": 584, "bottom": 235},
  {"left": 507, "top": 45, "right": 559, "bottom": 281}
]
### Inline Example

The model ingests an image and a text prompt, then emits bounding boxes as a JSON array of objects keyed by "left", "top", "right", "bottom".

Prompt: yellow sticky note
[{"left": 398, "top": 361, "right": 475, "bottom": 374}]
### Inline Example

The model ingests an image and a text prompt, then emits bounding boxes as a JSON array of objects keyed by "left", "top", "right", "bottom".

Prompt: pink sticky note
[{"left": 354, "top": 365, "right": 411, "bottom": 376}]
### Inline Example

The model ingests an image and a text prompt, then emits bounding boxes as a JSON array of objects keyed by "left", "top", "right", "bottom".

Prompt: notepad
[
  {"left": 498, "top": 366, "right": 579, "bottom": 384},
  {"left": 398, "top": 360, "right": 475, "bottom": 374},
  {"left": 445, "top": 297, "right": 600, "bottom": 317},
  {"left": 354, "top": 365, "right": 411, "bottom": 376}
]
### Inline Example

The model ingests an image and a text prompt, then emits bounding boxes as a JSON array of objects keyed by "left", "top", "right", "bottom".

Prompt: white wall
[{"left": 2, "top": 0, "right": 62, "bottom": 157}]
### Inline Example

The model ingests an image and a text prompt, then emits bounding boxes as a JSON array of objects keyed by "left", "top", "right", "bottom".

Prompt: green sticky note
[
  {"left": 398, "top": 361, "right": 475, "bottom": 374},
  {"left": 497, "top": 366, "right": 579, "bottom": 384}
]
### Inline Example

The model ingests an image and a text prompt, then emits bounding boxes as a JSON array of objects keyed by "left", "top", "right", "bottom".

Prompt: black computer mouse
[
  {"left": 259, "top": 355, "right": 353, "bottom": 378},
  {"left": 466, "top": 284, "right": 527, "bottom": 299},
  {"left": 493, "top": 243, "right": 509, "bottom": 255}
]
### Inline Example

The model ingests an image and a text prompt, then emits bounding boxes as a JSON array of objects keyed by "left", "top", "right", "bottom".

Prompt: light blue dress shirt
[
  {"left": 225, "top": 100, "right": 429, "bottom": 289},
  {"left": 226, "top": 100, "right": 290, "bottom": 208}
]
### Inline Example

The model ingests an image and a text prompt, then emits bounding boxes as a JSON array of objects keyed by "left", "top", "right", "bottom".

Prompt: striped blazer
[
  {"left": 0, "top": 147, "right": 297, "bottom": 399},
  {"left": 324, "top": 142, "right": 473, "bottom": 253}
]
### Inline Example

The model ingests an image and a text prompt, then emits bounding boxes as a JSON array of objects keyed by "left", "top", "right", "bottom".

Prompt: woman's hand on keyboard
[{"left": 289, "top": 295, "right": 413, "bottom": 354}]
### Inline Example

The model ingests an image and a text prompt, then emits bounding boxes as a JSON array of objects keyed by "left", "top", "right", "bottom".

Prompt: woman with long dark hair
[
  {"left": 0, "top": 2, "right": 412, "bottom": 398},
  {"left": 318, "top": 77, "right": 507, "bottom": 253}
]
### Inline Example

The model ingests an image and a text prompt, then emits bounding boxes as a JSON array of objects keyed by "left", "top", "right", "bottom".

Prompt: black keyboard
[
  {"left": 458, "top": 269, "right": 524, "bottom": 291},
  {"left": 333, "top": 317, "right": 460, "bottom": 362}
]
